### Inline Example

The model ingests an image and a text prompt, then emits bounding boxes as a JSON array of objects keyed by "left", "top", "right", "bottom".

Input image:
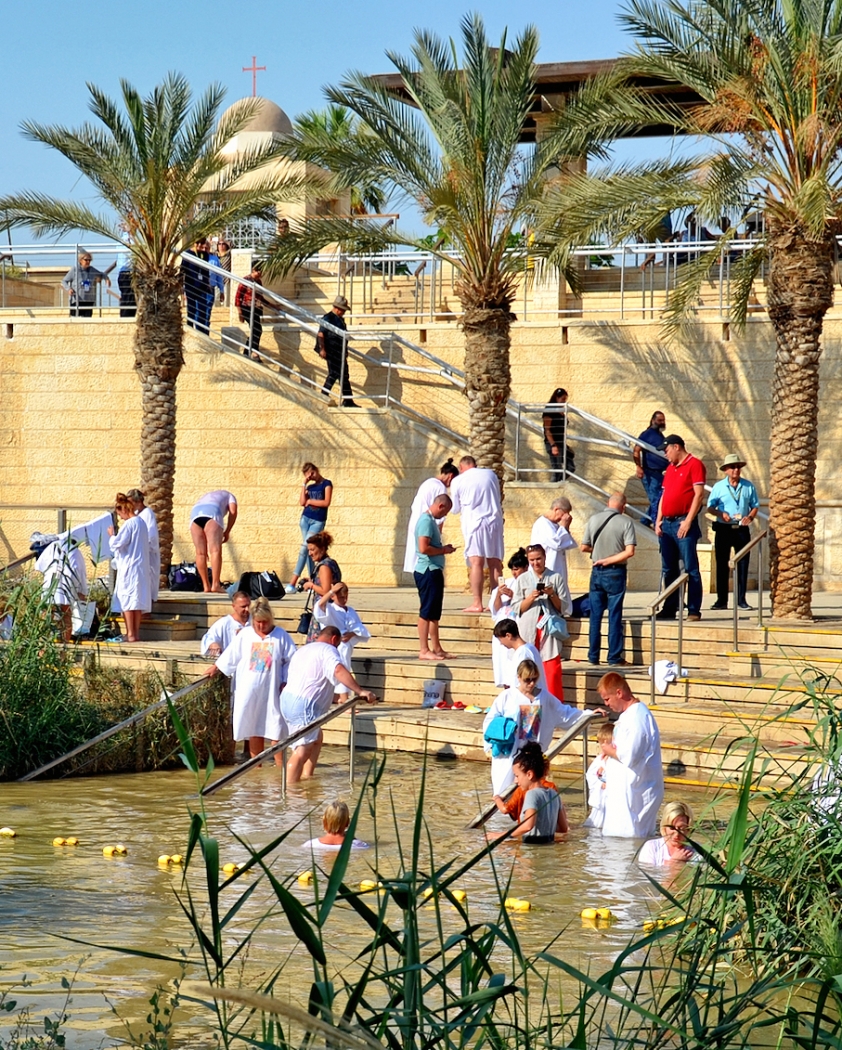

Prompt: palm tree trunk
[
  {"left": 133, "top": 269, "right": 185, "bottom": 587},
  {"left": 765, "top": 225, "right": 834, "bottom": 620},
  {"left": 461, "top": 306, "right": 512, "bottom": 485}
]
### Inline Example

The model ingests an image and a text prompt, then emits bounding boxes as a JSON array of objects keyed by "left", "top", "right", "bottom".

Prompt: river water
[{"left": 0, "top": 749, "right": 722, "bottom": 1047}]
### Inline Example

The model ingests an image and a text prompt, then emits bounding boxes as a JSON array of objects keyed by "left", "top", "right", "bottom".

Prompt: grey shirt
[
  {"left": 62, "top": 264, "right": 105, "bottom": 303},
  {"left": 522, "top": 785, "right": 560, "bottom": 840},
  {"left": 581, "top": 510, "right": 637, "bottom": 563}
]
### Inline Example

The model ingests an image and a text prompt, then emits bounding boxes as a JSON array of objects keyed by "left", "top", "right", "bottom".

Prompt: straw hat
[{"left": 719, "top": 453, "right": 746, "bottom": 470}]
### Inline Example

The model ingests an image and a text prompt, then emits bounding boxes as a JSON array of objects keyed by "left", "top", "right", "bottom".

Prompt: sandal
[
  {"left": 434, "top": 699, "right": 450, "bottom": 709},
  {"left": 451, "top": 701, "right": 467, "bottom": 710}
]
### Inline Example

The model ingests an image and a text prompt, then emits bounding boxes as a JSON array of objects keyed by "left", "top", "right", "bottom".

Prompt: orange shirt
[{"left": 504, "top": 778, "right": 557, "bottom": 821}]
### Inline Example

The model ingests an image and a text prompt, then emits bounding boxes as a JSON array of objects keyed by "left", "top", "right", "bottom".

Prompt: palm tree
[
  {"left": 0, "top": 74, "right": 303, "bottom": 581},
  {"left": 541, "top": 0, "right": 842, "bottom": 620},
  {"left": 266, "top": 14, "right": 576, "bottom": 481},
  {"left": 294, "top": 105, "right": 388, "bottom": 214}
]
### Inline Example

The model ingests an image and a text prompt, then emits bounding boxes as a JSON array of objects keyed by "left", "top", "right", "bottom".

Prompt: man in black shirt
[
  {"left": 317, "top": 295, "right": 359, "bottom": 408},
  {"left": 181, "top": 237, "right": 211, "bottom": 333}
]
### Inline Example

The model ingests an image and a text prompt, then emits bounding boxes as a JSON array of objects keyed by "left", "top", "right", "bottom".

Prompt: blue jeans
[
  {"left": 659, "top": 517, "right": 702, "bottom": 616},
  {"left": 293, "top": 514, "right": 325, "bottom": 577},
  {"left": 588, "top": 564, "right": 627, "bottom": 664},
  {"left": 641, "top": 473, "right": 664, "bottom": 526}
]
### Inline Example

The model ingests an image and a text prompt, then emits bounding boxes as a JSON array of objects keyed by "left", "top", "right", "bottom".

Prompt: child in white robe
[
  {"left": 583, "top": 723, "right": 614, "bottom": 829},
  {"left": 314, "top": 582, "right": 371, "bottom": 696}
]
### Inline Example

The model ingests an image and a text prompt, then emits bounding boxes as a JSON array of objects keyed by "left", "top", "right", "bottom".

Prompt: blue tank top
[{"left": 304, "top": 478, "right": 332, "bottom": 523}]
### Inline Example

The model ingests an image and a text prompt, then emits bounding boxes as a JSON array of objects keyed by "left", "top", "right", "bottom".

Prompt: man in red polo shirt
[{"left": 655, "top": 434, "right": 706, "bottom": 620}]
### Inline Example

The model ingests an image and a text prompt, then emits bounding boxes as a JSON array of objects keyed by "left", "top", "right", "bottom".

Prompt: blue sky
[{"left": 1, "top": 0, "right": 639, "bottom": 233}]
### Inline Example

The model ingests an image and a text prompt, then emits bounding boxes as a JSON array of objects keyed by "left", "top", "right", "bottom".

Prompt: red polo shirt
[{"left": 661, "top": 453, "right": 706, "bottom": 517}]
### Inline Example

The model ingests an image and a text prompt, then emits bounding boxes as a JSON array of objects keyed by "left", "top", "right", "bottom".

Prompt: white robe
[
  {"left": 583, "top": 754, "right": 608, "bottom": 829},
  {"left": 201, "top": 614, "right": 251, "bottom": 657},
  {"left": 482, "top": 685, "right": 581, "bottom": 795},
  {"left": 602, "top": 701, "right": 664, "bottom": 839},
  {"left": 489, "top": 578, "right": 516, "bottom": 686},
  {"left": 403, "top": 478, "right": 447, "bottom": 573},
  {"left": 216, "top": 625, "right": 297, "bottom": 740},
  {"left": 313, "top": 600, "right": 371, "bottom": 692},
  {"left": 507, "top": 642, "right": 547, "bottom": 692},
  {"left": 530, "top": 516, "right": 577, "bottom": 592},
  {"left": 36, "top": 540, "right": 88, "bottom": 606},
  {"left": 138, "top": 506, "right": 161, "bottom": 602},
  {"left": 109, "top": 515, "right": 151, "bottom": 614},
  {"left": 449, "top": 468, "right": 504, "bottom": 561}
]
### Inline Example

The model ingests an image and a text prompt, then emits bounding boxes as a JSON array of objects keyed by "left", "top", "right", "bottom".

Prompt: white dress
[
  {"left": 583, "top": 754, "right": 608, "bottom": 829},
  {"left": 36, "top": 540, "right": 88, "bottom": 606},
  {"left": 449, "top": 468, "right": 504, "bottom": 561},
  {"left": 138, "top": 506, "right": 161, "bottom": 602},
  {"left": 530, "top": 516, "right": 577, "bottom": 592},
  {"left": 201, "top": 614, "right": 250, "bottom": 657},
  {"left": 602, "top": 701, "right": 665, "bottom": 839},
  {"left": 403, "top": 478, "right": 447, "bottom": 574},
  {"left": 109, "top": 515, "right": 151, "bottom": 613},
  {"left": 216, "top": 625, "right": 297, "bottom": 740},
  {"left": 313, "top": 600, "right": 371, "bottom": 693},
  {"left": 482, "top": 685, "right": 581, "bottom": 794}
]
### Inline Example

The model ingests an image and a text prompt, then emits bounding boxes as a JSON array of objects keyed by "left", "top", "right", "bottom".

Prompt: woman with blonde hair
[
  {"left": 638, "top": 801, "right": 695, "bottom": 866},
  {"left": 108, "top": 492, "right": 151, "bottom": 643},
  {"left": 206, "top": 595, "right": 297, "bottom": 762}
]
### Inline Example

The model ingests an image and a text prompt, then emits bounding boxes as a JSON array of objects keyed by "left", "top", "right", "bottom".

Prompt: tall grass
[{"left": 95, "top": 699, "right": 842, "bottom": 1050}]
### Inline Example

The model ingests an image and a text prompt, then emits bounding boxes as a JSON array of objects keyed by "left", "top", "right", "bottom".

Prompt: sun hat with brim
[
  {"left": 333, "top": 295, "right": 350, "bottom": 310},
  {"left": 720, "top": 454, "right": 746, "bottom": 470}
]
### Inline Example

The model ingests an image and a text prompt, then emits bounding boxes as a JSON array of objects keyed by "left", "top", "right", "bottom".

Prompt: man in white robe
[
  {"left": 530, "top": 497, "right": 577, "bottom": 593},
  {"left": 448, "top": 456, "right": 504, "bottom": 612},
  {"left": 36, "top": 537, "right": 88, "bottom": 641},
  {"left": 201, "top": 591, "right": 252, "bottom": 657},
  {"left": 402, "top": 460, "right": 458, "bottom": 574},
  {"left": 596, "top": 672, "right": 664, "bottom": 838}
]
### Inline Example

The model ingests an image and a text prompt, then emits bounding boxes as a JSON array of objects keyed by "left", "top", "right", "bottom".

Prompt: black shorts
[
  {"left": 193, "top": 516, "right": 211, "bottom": 528},
  {"left": 414, "top": 568, "right": 444, "bottom": 621}
]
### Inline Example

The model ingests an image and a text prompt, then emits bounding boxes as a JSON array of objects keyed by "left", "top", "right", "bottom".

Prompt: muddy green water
[{"left": 0, "top": 750, "right": 722, "bottom": 1047}]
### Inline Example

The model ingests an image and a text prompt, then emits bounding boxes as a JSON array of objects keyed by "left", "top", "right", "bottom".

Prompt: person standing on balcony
[
  {"left": 633, "top": 410, "right": 669, "bottom": 527},
  {"left": 235, "top": 262, "right": 269, "bottom": 360},
  {"left": 402, "top": 458, "right": 459, "bottom": 575},
  {"left": 318, "top": 295, "right": 359, "bottom": 408},
  {"left": 542, "top": 388, "right": 575, "bottom": 481},
  {"left": 707, "top": 453, "right": 759, "bottom": 611},
  {"left": 580, "top": 492, "right": 637, "bottom": 666},
  {"left": 62, "top": 252, "right": 108, "bottom": 318},
  {"left": 530, "top": 497, "right": 576, "bottom": 596},
  {"left": 655, "top": 434, "right": 706, "bottom": 622},
  {"left": 449, "top": 456, "right": 504, "bottom": 612}
]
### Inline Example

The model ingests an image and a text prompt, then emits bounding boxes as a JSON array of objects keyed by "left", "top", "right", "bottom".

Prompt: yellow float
[
  {"left": 505, "top": 898, "right": 531, "bottom": 911},
  {"left": 298, "top": 871, "right": 314, "bottom": 886},
  {"left": 0, "top": 827, "right": 17, "bottom": 837}
]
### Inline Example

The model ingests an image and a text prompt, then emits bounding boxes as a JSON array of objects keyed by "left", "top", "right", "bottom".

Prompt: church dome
[{"left": 221, "top": 97, "right": 293, "bottom": 137}]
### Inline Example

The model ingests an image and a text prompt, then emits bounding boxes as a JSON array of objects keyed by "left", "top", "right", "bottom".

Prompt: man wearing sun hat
[
  {"left": 706, "top": 454, "right": 760, "bottom": 611},
  {"left": 317, "top": 294, "right": 359, "bottom": 408}
]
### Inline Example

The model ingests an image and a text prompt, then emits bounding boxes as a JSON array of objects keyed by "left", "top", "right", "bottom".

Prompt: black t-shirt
[
  {"left": 319, "top": 311, "right": 347, "bottom": 356},
  {"left": 543, "top": 403, "right": 566, "bottom": 444}
]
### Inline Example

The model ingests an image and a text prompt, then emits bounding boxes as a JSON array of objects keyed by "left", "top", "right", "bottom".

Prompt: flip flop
[
  {"left": 451, "top": 701, "right": 467, "bottom": 710},
  {"left": 464, "top": 705, "right": 482, "bottom": 713},
  {"left": 434, "top": 699, "right": 450, "bottom": 709}
]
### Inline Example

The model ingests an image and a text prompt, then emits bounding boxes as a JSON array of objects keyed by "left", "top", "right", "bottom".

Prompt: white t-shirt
[
  {"left": 190, "top": 490, "right": 237, "bottom": 527},
  {"left": 281, "top": 642, "right": 345, "bottom": 729},
  {"left": 301, "top": 837, "right": 369, "bottom": 851}
]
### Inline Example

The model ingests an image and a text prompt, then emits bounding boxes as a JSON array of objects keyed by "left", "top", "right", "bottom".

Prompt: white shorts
[
  {"left": 464, "top": 520, "right": 504, "bottom": 562},
  {"left": 286, "top": 723, "right": 324, "bottom": 748}
]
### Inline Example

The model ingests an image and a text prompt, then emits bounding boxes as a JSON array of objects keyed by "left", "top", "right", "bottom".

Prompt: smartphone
[{"left": 536, "top": 581, "right": 545, "bottom": 593}]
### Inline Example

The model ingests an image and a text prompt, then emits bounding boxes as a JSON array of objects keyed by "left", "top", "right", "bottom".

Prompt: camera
[{"left": 296, "top": 578, "right": 309, "bottom": 592}]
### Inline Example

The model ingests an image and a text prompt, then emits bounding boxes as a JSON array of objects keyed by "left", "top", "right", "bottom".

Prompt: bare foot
[
  {"left": 461, "top": 604, "right": 486, "bottom": 613},
  {"left": 419, "top": 651, "right": 446, "bottom": 661},
  {"left": 210, "top": 586, "right": 228, "bottom": 594},
  {"left": 434, "top": 650, "right": 457, "bottom": 659}
]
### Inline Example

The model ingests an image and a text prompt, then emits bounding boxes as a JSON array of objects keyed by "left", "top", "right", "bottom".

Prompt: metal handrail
[
  {"left": 729, "top": 527, "right": 768, "bottom": 651},
  {"left": 18, "top": 677, "right": 209, "bottom": 781},
  {"left": 468, "top": 709, "right": 601, "bottom": 828},
  {"left": 201, "top": 695, "right": 362, "bottom": 797},
  {"left": 0, "top": 552, "right": 35, "bottom": 576},
  {"left": 647, "top": 571, "right": 690, "bottom": 707}
]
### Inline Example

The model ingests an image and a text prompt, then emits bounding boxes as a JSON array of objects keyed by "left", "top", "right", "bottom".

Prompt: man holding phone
[{"left": 414, "top": 493, "right": 458, "bottom": 660}]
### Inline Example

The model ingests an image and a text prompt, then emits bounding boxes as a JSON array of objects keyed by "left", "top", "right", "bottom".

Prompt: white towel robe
[
  {"left": 138, "top": 506, "right": 161, "bottom": 602},
  {"left": 36, "top": 540, "right": 88, "bottom": 606},
  {"left": 216, "top": 625, "right": 297, "bottom": 740},
  {"left": 601, "top": 701, "right": 664, "bottom": 839},
  {"left": 313, "top": 601, "right": 371, "bottom": 692},
  {"left": 109, "top": 515, "right": 151, "bottom": 614},
  {"left": 403, "top": 478, "right": 447, "bottom": 573},
  {"left": 482, "top": 685, "right": 581, "bottom": 795}
]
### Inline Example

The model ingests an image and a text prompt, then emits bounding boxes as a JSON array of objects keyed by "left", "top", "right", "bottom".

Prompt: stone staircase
[{"left": 80, "top": 589, "right": 842, "bottom": 792}]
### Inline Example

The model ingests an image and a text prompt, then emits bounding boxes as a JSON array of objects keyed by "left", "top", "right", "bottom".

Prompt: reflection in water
[{"left": 0, "top": 750, "right": 714, "bottom": 1048}]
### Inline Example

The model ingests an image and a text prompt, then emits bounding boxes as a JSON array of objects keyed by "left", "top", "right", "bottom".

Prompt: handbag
[
  {"left": 296, "top": 592, "right": 314, "bottom": 635},
  {"left": 237, "top": 570, "right": 284, "bottom": 600},
  {"left": 168, "top": 561, "right": 204, "bottom": 592},
  {"left": 539, "top": 609, "right": 570, "bottom": 640}
]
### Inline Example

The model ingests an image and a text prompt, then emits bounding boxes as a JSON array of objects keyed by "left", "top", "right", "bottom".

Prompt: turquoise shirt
[
  {"left": 414, "top": 512, "right": 444, "bottom": 573},
  {"left": 707, "top": 476, "right": 759, "bottom": 521}
]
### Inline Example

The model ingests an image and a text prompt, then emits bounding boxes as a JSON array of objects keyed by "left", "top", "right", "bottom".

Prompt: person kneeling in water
[
  {"left": 301, "top": 800, "right": 369, "bottom": 851},
  {"left": 496, "top": 742, "right": 568, "bottom": 842}
]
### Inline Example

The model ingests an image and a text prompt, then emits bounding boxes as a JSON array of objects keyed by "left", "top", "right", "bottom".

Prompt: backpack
[
  {"left": 168, "top": 562, "right": 205, "bottom": 592},
  {"left": 236, "top": 570, "right": 284, "bottom": 600}
]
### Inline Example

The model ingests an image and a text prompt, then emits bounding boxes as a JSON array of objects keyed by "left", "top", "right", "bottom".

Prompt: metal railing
[
  {"left": 202, "top": 696, "right": 362, "bottom": 797},
  {"left": 730, "top": 528, "right": 768, "bottom": 652},
  {"left": 647, "top": 572, "right": 689, "bottom": 707}
]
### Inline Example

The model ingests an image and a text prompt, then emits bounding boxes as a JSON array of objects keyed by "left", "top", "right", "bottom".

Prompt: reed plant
[{"left": 101, "top": 700, "right": 842, "bottom": 1050}]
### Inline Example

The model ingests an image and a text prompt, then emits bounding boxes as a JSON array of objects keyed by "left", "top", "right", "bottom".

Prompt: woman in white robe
[
  {"left": 402, "top": 459, "right": 458, "bottom": 574},
  {"left": 127, "top": 488, "right": 160, "bottom": 602},
  {"left": 482, "top": 658, "right": 581, "bottom": 795},
  {"left": 207, "top": 596, "right": 297, "bottom": 762},
  {"left": 108, "top": 493, "right": 151, "bottom": 642},
  {"left": 36, "top": 537, "right": 88, "bottom": 641}
]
